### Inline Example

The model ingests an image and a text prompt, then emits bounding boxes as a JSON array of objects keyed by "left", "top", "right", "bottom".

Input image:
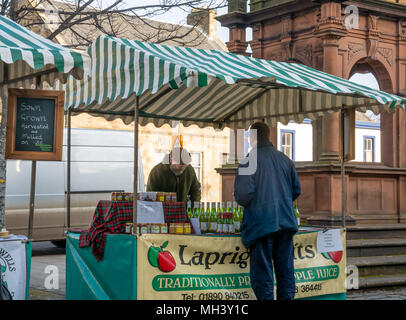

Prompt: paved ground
[
  {"left": 29, "top": 241, "right": 66, "bottom": 300},
  {"left": 28, "top": 241, "right": 406, "bottom": 300},
  {"left": 346, "top": 286, "right": 406, "bottom": 300}
]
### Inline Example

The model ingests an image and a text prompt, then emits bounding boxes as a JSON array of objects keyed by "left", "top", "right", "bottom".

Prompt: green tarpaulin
[{"left": 57, "top": 35, "right": 405, "bottom": 129}]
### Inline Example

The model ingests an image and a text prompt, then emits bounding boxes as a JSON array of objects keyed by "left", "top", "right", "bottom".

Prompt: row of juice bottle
[{"left": 186, "top": 201, "right": 243, "bottom": 234}]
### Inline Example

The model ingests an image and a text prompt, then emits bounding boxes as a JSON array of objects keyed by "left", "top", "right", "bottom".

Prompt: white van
[{"left": 5, "top": 128, "right": 145, "bottom": 245}]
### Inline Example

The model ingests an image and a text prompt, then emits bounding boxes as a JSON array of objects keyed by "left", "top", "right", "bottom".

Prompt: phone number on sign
[
  {"left": 181, "top": 291, "right": 251, "bottom": 300},
  {"left": 296, "top": 284, "right": 323, "bottom": 293}
]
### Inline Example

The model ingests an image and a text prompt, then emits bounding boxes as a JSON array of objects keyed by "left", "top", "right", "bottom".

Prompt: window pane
[
  {"left": 283, "top": 146, "right": 292, "bottom": 159},
  {"left": 190, "top": 153, "right": 200, "bottom": 165},
  {"left": 287, "top": 133, "right": 292, "bottom": 145},
  {"left": 365, "top": 139, "right": 372, "bottom": 151},
  {"left": 190, "top": 152, "right": 202, "bottom": 181},
  {"left": 365, "top": 150, "right": 373, "bottom": 162}
]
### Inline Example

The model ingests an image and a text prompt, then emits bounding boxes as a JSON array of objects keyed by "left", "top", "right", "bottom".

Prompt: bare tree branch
[{"left": 1, "top": 0, "right": 227, "bottom": 49}]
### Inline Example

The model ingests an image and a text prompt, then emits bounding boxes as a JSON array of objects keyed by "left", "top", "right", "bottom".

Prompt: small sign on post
[
  {"left": 5, "top": 89, "right": 64, "bottom": 161},
  {"left": 5, "top": 89, "right": 65, "bottom": 240}
]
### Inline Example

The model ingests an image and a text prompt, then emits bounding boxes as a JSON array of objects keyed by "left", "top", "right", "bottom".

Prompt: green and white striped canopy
[
  {"left": 0, "top": 15, "right": 90, "bottom": 82},
  {"left": 58, "top": 35, "right": 406, "bottom": 129}
]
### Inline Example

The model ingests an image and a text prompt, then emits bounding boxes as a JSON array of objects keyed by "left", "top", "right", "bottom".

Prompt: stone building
[
  {"left": 19, "top": 0, "right": 231, "bottom": 202},
  {"left": 217, "top": 0, "right": 406, "bottom": 225}
]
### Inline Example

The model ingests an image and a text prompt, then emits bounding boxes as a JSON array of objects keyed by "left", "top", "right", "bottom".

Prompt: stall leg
[
  {"left": 341, "top": 159, "right": 346, "bottom": 229},
  {"left": 67, "top": 108, "right": 72, "bottom": 229},
  {"left": 28, "top": 160, "right": 37, "bottom": 239},
  {"left": 0, "top": 66, "right": 8, "bottom": 230},
  {"left": 132, "top": 96, "right": 139, "bottom": 233},
  {"left": 340, "top": 110, "right": 346, "bottom": 230}
]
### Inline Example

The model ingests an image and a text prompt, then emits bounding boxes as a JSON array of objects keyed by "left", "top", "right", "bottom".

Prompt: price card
[
  {"left": 190, "top": 218, "right": 201, "bottom": 235},
  {"left": 316, "top": 229, "right": 343, "bottom": 253},
  {"left": 136, "top": 201, "right": 165, "bottom": 224}
]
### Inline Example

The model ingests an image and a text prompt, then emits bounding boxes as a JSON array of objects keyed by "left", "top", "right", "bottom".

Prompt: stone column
[
  {"left": 313, "top": 1, "right": 347, "bottom": 163},
  {"left": 381, "top": 20, "right": 406, "bottom": 169},
  {"left": 307, "top": 0, "right": 356, "bottom": 226},
  {"left": 226, "top": 0, "right": 249, "bottom": 56},
  {"left": 227, "top": 26, "right": 249, "bottom": 55},
  {"left": 319, "top": 36, "right": 341, "bottom": 162}
]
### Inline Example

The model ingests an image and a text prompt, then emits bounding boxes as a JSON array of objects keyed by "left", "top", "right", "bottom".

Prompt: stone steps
[
  {"left": 347, "top": 255, "right": 406, "bottom": 277},
  {"left": 345, "top": 225, "right": 406, "bottom": 290},
  {"left": 358, "top": 275, "right": 406, "bottom": 289},
  {"left": 347, "top": 225, "right": 406, "bottom": 240},
  {"left": 347, "top": 238, "right": 406, "bottom": 257}
]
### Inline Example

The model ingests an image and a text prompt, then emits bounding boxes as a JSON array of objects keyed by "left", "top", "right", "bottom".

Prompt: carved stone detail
[
  {"left": 368, "top": 15, "right": 380, "bottom": 38},
  {"left": 368, "top": 15, "right": 379, "bottom": 31},
  {"left": 295, "top": 43, "right": 313, "bottom": 65},
  {"left": 400, "top": 21, "right": 406, "bottom": 41},
  {"left": 367, "top": 39, "right": 379, "bottom": 60},
  {"left": 348, "top": 42, "right": 363, "bottom": 62},
  {"left": 377, "top": 47, "right": 393, "bottom": 67},
  {"left": 281, "top": 42, "right": 292, "bottom": 61},
  {"left": 281, "top": 15, "right": 292, "bottom": 40}
]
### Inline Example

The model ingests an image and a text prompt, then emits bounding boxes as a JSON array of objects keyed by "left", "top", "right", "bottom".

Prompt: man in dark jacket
[
  {"left": 147, "top": 147, "right": 201, "bottom": 204},
  {"left": 234, "top": 122, "right": 301, "bottom": 300}
]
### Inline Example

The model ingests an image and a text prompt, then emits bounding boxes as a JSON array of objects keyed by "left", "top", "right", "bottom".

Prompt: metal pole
[
  {"left": 67, "top": 108, "right": 72, "bottom": 228},
  {"left": 0, "top": 64, "right": 8, "bottom": 230},
  {"left": 341, "top": 158, "right": 346, "bottom": 229},
  {"left": 132, "top": 96, "right": 139, "bottom": 233},
  {"left": 341, "top": 110, "right": 346, "bottom": 229},
  {"left": 27, "top": 76, "right": 42, "bottom": 239},
  {"left": 28, "top": 160, "right": 37, "bottom": 239}
]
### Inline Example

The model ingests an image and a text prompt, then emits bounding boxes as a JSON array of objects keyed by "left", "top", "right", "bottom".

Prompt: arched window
[{"left": 349, "top": 72, "right": 381, "bottom": 163}]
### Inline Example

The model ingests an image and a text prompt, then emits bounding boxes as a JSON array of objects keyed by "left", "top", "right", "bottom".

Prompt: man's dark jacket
[
  {"left": 146, "top": 163, "right": 201, "bottom": 204},
  {"left": 234, "top": 140, "right": 301, "bottom": 247}
]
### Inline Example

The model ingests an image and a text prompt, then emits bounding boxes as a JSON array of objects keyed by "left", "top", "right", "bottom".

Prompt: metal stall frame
[
  {"left": 65, "top": 100, "right": 353, "bottom": 233},
  {"left": 65, "top": 96, "right": 141, "bottom": 233}
]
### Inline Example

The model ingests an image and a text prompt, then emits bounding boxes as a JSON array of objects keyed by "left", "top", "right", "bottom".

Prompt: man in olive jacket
[
  {"left": 147, "top": 148, "right": 201, "bottom": 204},
  {"left": 234, "top": 122, "right": 301, "bottom": 300}
]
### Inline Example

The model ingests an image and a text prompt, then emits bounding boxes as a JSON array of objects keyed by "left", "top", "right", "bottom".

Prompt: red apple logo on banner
[
  {"left": 321, "top": 251, "right": 343, "bottom": 263},
  {"left": 147, "top": 241, "right": 176, "bottom": 272}
]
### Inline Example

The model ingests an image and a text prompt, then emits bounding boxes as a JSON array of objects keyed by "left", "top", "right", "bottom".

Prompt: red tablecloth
[{"left": 79, "top": 200, "right": 187, "bottom": 261}]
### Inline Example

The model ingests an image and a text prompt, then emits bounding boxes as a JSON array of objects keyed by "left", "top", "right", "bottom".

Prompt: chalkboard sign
[{"left": 6, "top": 89, "right": 64, "bottom": 161}]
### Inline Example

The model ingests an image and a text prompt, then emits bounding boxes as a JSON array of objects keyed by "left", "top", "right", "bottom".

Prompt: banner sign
[
  {"left": 0, "top": 237, "right": 28, "bottom": 300},
  {"left": 136, "top": 230, "right": 346, "bottom": 300}
]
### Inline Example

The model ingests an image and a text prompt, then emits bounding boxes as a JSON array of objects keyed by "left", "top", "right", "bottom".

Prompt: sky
[{"left": 99, "top": 0, "right": 230, "bottom": 41}]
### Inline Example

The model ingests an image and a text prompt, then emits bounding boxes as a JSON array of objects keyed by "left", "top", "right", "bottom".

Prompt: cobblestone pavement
[
  {"left": 346, "top": 287, "right": 406, "bottom": 300},
  {"left": 29, "top": 288, "right": 65, "bottom": 300}
]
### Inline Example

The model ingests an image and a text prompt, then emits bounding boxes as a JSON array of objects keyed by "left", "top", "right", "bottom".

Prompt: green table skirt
[{"left": 66, "top": 232, "right": 346, "bottom": 300}]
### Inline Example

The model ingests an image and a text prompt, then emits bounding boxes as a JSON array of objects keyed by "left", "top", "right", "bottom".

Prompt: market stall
[
  {"left": 57, "top": 35, "right": 406, "bottom": 300},
  {"left": 66, "top": 213, "right": 346, "bottom": 300},
  {"left": 0, "top": 15, "right": 90, "bottom": 299}
]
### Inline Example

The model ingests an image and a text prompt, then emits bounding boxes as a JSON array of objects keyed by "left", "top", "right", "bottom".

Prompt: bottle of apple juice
[
  {"left": 199, "top": 202, "right": 208, "bottom": 233},
  {"left": 193, "top": 201, "right": 200, "bottom": 219},
  {"left": 187, "top": 200, "right": 192, "bottom": 219},
  {"left": 226, "top": 202, "right": 234, "bottom": 234},
  {"left": 209, "top": 202, "right": 217, "bottom": 233},
  {"left": 217, "top": 207, "right": 223, "bottom": 234},
  {"left": 233, "top": 201, "right": 241, "bottom": 233}
]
